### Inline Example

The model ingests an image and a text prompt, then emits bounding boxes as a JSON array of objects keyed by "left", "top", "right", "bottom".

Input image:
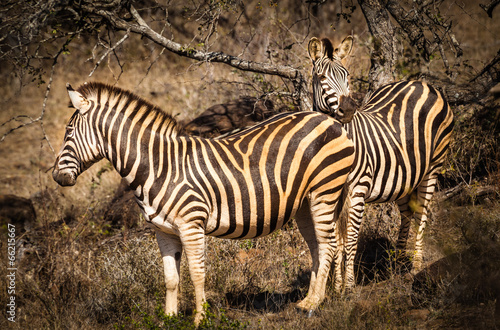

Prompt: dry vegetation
[{"left": 1, "top": 1, "right": 499, "bottom": 329}]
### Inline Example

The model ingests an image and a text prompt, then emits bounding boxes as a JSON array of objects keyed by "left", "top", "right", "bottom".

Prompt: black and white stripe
[
  {"left": 309, "top": 36, "right": 353, "bottom": 120},
  {"left": 308, "top": 37, "right": 454, "bottom": 291},
  {"left": 52, "top": 82, "right": 355, "bottom": 323}
]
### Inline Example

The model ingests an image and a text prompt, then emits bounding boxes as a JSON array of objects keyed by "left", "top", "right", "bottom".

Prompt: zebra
[
  {"left": 52, "top": 82, "right": 355, "bottom": 324},
  {"left": 308, "top": 36, "right": 454, "bottom": 291}
]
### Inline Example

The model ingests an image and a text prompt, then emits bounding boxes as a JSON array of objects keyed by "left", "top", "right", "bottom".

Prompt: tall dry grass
[
  {"left": 1, "top": 0, "right": 499, "bottom": 328},
  {"left": 1, "top": 184, "right": 498, "bottom": 329}
]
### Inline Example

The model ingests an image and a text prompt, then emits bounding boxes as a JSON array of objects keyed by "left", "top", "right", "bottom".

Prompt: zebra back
[{"left": 347, "top": 80, "right": 453, "bottom": 203}]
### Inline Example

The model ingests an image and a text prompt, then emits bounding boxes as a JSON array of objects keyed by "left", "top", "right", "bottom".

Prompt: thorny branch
[
  {"left": 358, "top": 0, "right": 399, "bottom": 94},
  {"left": 1, "top": 0, "right": 500, "bottom": 147},
  {"left": 84, "top": 5, "right": 312, "bottom": 110},
  {"left": 88, "top": 30, "right": 130, "bottom": 77},
  {"left": 385, "top": 0, "right": 463, "bottom": 81},
  {"left": 360, "top": 0, "right": 498, "bottom": 105},
  {"left": 1, "top": 61, "right": 56, "bottom": 156},
  {"left": 0, "top": 0, "right": 314, "bottom": 146}
]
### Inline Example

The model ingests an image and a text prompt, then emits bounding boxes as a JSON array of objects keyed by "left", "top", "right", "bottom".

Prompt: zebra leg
[
  {"left": 156, "top": 230, "right": 183, "bottom": 317},
  {"left": 412, "top": 173, "right": 439, "bottom": 272},
  {"left": 396, "top": 194, "right": 414, "bottom": 253},
  {"left": 294, "top": 202, "right": 319, "bottom": 305},
  {"left": 178, "top": 222, "right": 206, "bottom": 325},
  {"left": 295, "top": 200, "right": 337, "bottom": 312},
  {"left": 344, "top": 193, "right": 367, "bottom": 291},
  {"left": 333, "top": 218, "right": 344, "bottom": 293}
]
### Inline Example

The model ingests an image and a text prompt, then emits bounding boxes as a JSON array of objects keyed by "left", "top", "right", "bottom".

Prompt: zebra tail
[{"left": 334, "top": 183, "right": 352, "bottom": 255}]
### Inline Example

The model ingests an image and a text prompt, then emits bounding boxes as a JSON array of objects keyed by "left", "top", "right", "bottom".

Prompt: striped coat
[
  {"left": 52, "top": 82, "right": 354, "bottom": 323},
  {"left": 308, "top": 37, "right": 454, "bottom": 291}
]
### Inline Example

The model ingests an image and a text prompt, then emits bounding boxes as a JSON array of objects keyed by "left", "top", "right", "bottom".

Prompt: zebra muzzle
[{"left": 52, "top": 168, "right": 77, "bottom": 186}]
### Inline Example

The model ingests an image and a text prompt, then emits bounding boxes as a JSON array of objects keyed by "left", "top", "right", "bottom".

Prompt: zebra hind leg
[
  {"left": 178, "top": 222, "right": 207, "bottom": 326},
  {"left": 343, "top": 195, "right": 366, "bottom": 291},
  {"left": 294, "top": 202, "right": 319, "bottom": 312},
  {"left": 396, "top": 194, "right": 414, "bottom": 257},
  {"left": 412, "top": 174, "right": 439, "bottom": 272},
  {"left": 294, "top": 200, "right": 337, "bottom": 313}
]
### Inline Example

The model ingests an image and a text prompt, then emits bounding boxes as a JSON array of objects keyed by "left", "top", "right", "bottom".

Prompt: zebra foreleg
[{"left": 156, "top": 230, "right": 183, "bottom": 317}]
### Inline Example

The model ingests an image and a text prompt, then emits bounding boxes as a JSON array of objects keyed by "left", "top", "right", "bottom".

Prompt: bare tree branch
[
  {"left": 423, "top": 49, "right": 500, "bottom": 106},
  {"left": 82, "top": 4, "right": 312, "bottom": 110},
  {"left": 480, "top": 0, "right": 500, "bottom": 17},
  {"left": 471, "top": 48, "right": 500, "bottom": 86},
  {"left": 88, "top": 29, "right": 130, "bottom": 77},
  {"left": 385, "top": 0, "right": 431, "bottom": 60},
  {"left": 1, "top": 57, "right": 57, "bottom": 156},
  {"left": 356, "top": 0, "right": 499, "bottom": 106}
]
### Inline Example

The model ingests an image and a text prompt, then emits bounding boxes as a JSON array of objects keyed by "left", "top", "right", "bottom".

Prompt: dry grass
[
  {"left": 1, "top": 0, "right": 499, "bottom": 329},
  {"left": 1, "top": 190, "right": 498, "bottom": 329}
]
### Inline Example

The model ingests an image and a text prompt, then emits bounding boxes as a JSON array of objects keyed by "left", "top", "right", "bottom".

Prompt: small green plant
[
  {"left": 198, "top": 302, "right": 248, "bottom": 330},
  {"left": 239, "top": 239, "right": 254, "bottom": 250},
  {"left": 116, "top": 297, "right": 248, "bottom": 330},
  {"left": 90, "top": 162, "right": 113, "bottom": 193}
]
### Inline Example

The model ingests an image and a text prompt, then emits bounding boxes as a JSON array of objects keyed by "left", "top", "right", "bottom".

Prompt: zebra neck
[
  {"left": 93, "top": 111, "right": 179, "bottom": 191},
  {"left": 343, "top": 117, "right": 356, "bottom": 141}
]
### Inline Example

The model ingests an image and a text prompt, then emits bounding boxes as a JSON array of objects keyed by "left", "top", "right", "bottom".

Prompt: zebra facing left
[{"left": 52, "top": 82, "right": 355, "bottom": 324}]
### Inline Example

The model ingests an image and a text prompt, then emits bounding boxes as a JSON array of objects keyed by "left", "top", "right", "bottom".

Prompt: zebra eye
[{"left": 66, "top": 126, "right": 74, "bottom": 137}]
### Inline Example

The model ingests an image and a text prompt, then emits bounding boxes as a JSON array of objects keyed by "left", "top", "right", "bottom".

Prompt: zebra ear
[
  {"left": 308, "top": 37, "right": 323, "bottom": 62},
  {"left": 335, "top": 35, "right": 353, "bottom": 60},
  {"left": 67, "top": 83, "right": 91, "bottom": 114}
]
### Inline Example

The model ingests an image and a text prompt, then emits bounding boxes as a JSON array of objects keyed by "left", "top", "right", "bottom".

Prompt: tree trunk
[{"left": 358, "top": 0, "right": 399, "bottom": 97}]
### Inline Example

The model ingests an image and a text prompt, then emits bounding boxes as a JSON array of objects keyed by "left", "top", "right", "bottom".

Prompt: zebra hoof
[
  {"left": 295, "top": 306, "right": 315, "bottom": 318},
  {"left": 295, "top": 300, "right": 317, "bottom": 318}
]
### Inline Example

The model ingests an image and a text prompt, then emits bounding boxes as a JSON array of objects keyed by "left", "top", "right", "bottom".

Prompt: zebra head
[
  {"left": 308, "top": 36, "right": 353, "bottom": 120},
  {"left": 52, "top": 83, "right": 103, "bottom": 186}
]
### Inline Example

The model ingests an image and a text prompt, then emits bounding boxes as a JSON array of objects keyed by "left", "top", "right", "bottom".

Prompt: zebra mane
[
  {"left": 320, "top": 38, "right": 334, "bottom": 59},
  {"left": 75, "top": 82, "right": 181, "bottom": 134}
]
